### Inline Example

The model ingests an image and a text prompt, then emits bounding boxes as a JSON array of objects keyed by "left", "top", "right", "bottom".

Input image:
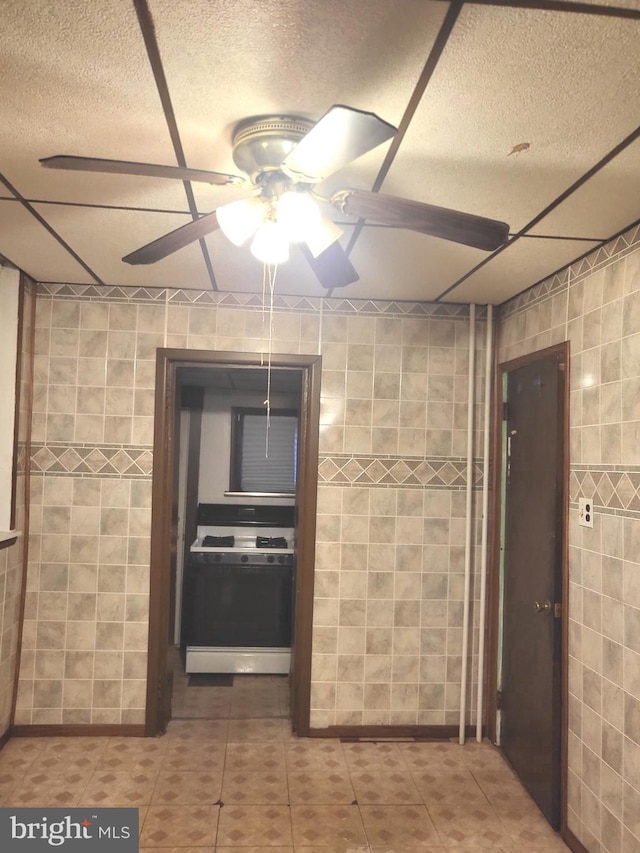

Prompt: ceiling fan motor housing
[{"left": 231, "top": 115, "right": 315, "bottom": 183}]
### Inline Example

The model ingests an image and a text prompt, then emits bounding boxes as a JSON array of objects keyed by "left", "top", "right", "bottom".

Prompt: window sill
[
  {"left": 224, "top": 492, "right": 295, "bottom": 499},
  {"left": 0, "top": 529, "right": 20, "bottom": 548}
]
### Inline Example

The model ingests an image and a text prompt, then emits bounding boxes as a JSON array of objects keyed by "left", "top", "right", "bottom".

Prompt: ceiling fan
[{"left": 40, "top": 104, "right": 510, "bottom": 289}]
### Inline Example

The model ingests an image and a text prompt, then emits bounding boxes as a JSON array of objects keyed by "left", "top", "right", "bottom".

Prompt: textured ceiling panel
[
  {"left": 444, "top": 236, "right": 600, "bottom": 305},
  {"left": 33, "top": 204, "right": 211, "bottom": 290},
  {"left": 0, "top": 0, "right": 187, "bottom": 211},
  {"left": 0, "top": 199, "right": 97, "bottom": 284},
  {"left": 528, "top": 136, "right": 640, "bottom": 240},
  {"left": 149, "top": 0, "right": 449, "bottom": 179},
  {"left": 0, "top": 0, "right": 637, "bottom": 304},
  {"left": 345, "top": 227, "right": 488, "bottom": 302},
  {"left": 379, "top": 4, "right": 640, "bottom": 234}
]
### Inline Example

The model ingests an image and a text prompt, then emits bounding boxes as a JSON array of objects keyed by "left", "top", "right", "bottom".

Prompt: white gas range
[{"left": 184, "top": 503, "right": 295, "bottom": 675}]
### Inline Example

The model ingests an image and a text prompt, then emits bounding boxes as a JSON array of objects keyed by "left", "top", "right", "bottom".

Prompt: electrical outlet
[{"left": 578, "top": 497, "right": 594, "bottom": 528}]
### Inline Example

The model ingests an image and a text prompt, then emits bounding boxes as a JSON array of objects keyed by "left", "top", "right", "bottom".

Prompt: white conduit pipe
[
  {"left": 459, "top": 303, "right": 476, "bottom": 746},
  {"left": 476, "top": 304, "right": 493, "bottom": 742}
]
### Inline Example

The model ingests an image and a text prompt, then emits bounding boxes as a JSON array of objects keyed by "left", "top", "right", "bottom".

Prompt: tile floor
[{"left": 0, "top": 664, "right": 571, "bottom": 851}]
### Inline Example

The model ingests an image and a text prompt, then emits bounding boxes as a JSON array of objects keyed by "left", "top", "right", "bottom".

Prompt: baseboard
[
  {"left": 0, "top": 727, "right": 11, "bottom": 750},
  {"left": 11, "top": 724, "right": 146, "bottom": 738},
  {"left": 307, "top": 724, "right": 480, "bottom": 740},
  {"left": 562, "top": 828, "right": 590, "bottom": 853}
]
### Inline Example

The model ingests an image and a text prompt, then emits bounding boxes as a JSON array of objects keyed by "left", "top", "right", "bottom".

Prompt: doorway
[
  {"left": 487, "top": 343, "right": 569, "bottom": 831},
  {"left": 145, "top": 349, "right": 322, "bottom": 737}
]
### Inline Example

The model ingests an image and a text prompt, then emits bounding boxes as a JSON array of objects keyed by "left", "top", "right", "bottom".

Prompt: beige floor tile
[
  {"left": 285, "top": 740, "right": 348, "bottom": 773},
  {"left": 164, "top": 718, "right": 229, "bottom": 742},
  {"left": 22, "top": 765, "right": 98, "bottom": 789},
  {"left": 291, "top": 804, "right": 368, "bottom": 847},
  {"left": 411, "top": 768, "right": 489, "bottom": 806},
  {"left": 151, "top": 769, "right": 223, "bottom": 805},
  {"left": 370, "top": 848, "right": 446, "bottom": 853},
  {"left": 227, "top": 718, "right": 287, "bottom": 742},
  {"left": 428, "top": 802, "right": 515, "bottom": 848},
  {"left": 4, "top": 783, "right": 85, "bottom": 807},
  {"left": 216, "top": 804, "right": 293, "bottom": 847},
  {"left": 359, "top": 804, "right": 439, "bottom": 847},
  {"left": 397, "top": 741, "right": 466, "bottom": 772},
  {"left": 350, "top": 767, "right": 423, "bottom": 804},
  {"left": 0, "top": 739, "right": 44, "bottom": 782},
  {"left": 288, "top": 769, "right": 356, "bottom": 805},
  {"left": 80, "top": 769, "right": 158, "bottom": 806},
  {"left": 140, "top": 849, "right": 214, "bottom": 853},
  {"left": 216, "top": 849, "right": 292, "bottom": 853},
  {"left": 161, "top": 741, "right": 226, "bottom": 773},
  {"left": 97, "top": 737, "right": 167, "bottom": 773},
  {"left": 225, "top": 742, "right": 286, "bottom": 772},
  {"left": 342, "top": 742, "right": 409, "bottom": 772},
  {"left": 140, "top": 805, "right": 219, "bottom": 847},
  {"left": 221, "top": 769, "right": 289, "bottom": 804}
]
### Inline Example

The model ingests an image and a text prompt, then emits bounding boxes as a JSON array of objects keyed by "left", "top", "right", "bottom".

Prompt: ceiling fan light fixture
[
  {"left": 250, "top": 220, "right": 290, "bottom": 265},
  {"left": 304, "top": 211, "right": 344, "bottom": 258},
  {"left": 217, "top": 196, "right": 266, "bottom": 246},
  {"left": 276, "top": 191, "right": 321, "bottom": 243}
]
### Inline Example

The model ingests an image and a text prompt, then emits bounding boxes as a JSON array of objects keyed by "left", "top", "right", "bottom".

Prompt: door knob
[{"left": 534, "top": 600, "right": 551, "bottom": 613}]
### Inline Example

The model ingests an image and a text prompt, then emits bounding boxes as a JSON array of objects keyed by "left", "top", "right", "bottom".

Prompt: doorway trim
[
  {"left": 145, "top": 348, "right": 322, "bottom": 737},
  {"left": 485, "top": 341, "right": 570, "bottom": 835}
]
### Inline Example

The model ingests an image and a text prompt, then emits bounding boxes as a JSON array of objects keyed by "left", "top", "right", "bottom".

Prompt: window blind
[{"left": 240, "top": 413, "right": 298, "bottom": 493}]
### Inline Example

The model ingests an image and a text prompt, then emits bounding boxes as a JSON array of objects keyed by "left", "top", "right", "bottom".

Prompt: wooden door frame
[
  {"left": 485, "top": 341, "right": 570, "bottom": 834},
  {"left": 145, "top": 348, "right": 322, "bottom": 737}
]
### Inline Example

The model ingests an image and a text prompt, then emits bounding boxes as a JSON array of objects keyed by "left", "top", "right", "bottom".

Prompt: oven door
[{"left": 184, "top": 561, "right": 294, "bottom": 648}]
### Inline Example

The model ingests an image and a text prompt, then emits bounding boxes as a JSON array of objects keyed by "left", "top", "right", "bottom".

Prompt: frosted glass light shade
[
  {"left": 277, "top": 191, "right": 320, "bottom": 243},
  {"left": 251, "top": 221, "right": 290, "bottom": 264},
  {"left": 217, "top": 197, "right": 266, "bottom": 246},
  {"left": 304, "top": 212, "right": 344, "bottom": 258}
]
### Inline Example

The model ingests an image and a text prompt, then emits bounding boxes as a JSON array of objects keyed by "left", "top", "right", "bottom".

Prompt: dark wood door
[{"left": 501, "top": 352, "right": 564, "bottom": 828}]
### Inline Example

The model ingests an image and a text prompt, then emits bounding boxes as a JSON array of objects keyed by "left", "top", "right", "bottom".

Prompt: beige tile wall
[
  {"left": 18, "top": 286, "right": 487, "bottom": 732},
  {"left": 498, "top": 224, "right": 640, "bottom": 853},
  {"left": 0, "top": 275, "right": 35, "bottom": 737}
]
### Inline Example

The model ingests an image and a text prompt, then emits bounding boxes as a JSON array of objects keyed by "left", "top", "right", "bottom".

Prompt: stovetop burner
[
  {"left": 202, "top": 535, "right": 235, "bottom": 548},
  {"left": 257, "top": 536, "right": 288, "bottom": 549}
]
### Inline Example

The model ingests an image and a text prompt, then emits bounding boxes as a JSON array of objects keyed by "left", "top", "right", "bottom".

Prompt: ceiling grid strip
[
  {"left": 0, "top": 171, "right": 104, "bottom": 285},
  {"left": 335, "top": 0, "right": 465, "bottom": 294},
  {"left": 132, "top": 0, "right": 219, "bottom": 290},
  {"left": 431, "top": 0, "right": 640, "bottom": 21},
  {"left": 436, "top": 122, "right": 640, "bottom": 301}
]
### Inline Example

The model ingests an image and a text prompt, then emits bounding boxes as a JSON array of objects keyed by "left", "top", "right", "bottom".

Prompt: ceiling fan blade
[
  {"left": 282, "top": 105, "right": 396, "bottom": 183},
  {"left": 40, "top": 155, "right": 244, "bottom": 186},
  {"left": 332, "top": 189, "right": 510, "bottom": 251},
  {"left": 299, "top": 240, "right": 359, "bottom": 289},
  {"left": 122, "top": 211, "right": 220, "bottom": 265}
]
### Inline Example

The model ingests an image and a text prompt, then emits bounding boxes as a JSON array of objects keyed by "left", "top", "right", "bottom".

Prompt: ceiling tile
[
  {"left": 33, "top": 203, "right": 212, "bottom": 290},
  {"left": 529, "top": 136, "right": 640, "bottom": 241},
  {"left": 0, "top": 199, "right": 97, "bottom": 284},
  {"left": 379, "top": 4, "right": 640, "bottom": 233},
  {"left": 444, "top": 236, "right": 600, "bottom": 305}
]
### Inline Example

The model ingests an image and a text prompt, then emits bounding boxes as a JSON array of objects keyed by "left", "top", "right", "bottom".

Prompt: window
[{"left": 230, "top": 408, "right": 298, "bottom": 494}]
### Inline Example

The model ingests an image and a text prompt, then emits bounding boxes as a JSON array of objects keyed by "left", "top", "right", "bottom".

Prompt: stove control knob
[
  {"left": 214, "top": 553, "right": 222, "bottom": 563},
  {"left": 241, "top": 554, "right": 248, "bottom": 563},
  {"left": 267, "top": 555, "right": 275, "bottom": 563}
]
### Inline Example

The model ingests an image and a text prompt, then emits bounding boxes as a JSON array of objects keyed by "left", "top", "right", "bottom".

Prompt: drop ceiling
[{"left": 0, "top": 0, "right": 638, "bottom": 305}]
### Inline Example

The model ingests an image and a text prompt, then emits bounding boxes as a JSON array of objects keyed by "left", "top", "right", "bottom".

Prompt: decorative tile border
[
  {"left": 318, "top": 454, "right": 483, "bottom": 489},
  {"left": 36, "top": 282, "right": 486, "bottom": 319},
  {"left": 31, "top": 443, "right": 152, "bottom": 477},
  {"left": 571, "top": 466, "right": 640, "bottom": 515},
  {"left": 500, "top": 221, "right": 640, "bottom": 319}
]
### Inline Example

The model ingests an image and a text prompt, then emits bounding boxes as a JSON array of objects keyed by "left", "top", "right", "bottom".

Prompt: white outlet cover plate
[{"left": 578, "top": 497, "right": 594, "bottom": 528}]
